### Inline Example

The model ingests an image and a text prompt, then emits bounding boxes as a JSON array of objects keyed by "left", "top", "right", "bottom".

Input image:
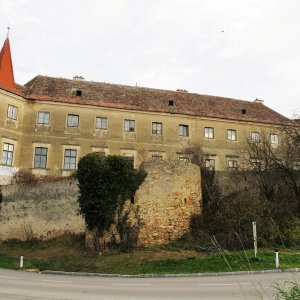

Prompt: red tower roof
[{"left": 0, "top": 38, "right": 16, "bottom": 91}]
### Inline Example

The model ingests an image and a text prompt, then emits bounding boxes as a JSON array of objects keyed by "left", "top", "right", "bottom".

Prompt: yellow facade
[{"left": 0, "top": 86, "right": 282, "bottom": 181}]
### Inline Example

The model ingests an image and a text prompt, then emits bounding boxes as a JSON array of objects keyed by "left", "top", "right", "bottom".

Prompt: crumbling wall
[{"left": 0, "top": 161, "right": 201, "bottom": 246}]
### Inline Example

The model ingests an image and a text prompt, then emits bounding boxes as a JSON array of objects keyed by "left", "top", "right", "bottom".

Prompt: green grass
[{"left": 1, "top": 235, "right": 300, "bottom": 274}]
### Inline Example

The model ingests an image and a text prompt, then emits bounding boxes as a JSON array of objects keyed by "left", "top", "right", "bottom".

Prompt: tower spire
[{"left": 0, "top": 32, "right": 16, "bottom": 91}]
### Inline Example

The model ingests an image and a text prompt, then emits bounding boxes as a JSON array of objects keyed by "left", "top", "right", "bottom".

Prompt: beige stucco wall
[{"left": 0, "top": 88, "right": 282, "bottom": 182}]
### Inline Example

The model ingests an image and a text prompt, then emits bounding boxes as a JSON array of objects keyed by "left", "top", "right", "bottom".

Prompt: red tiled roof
[
  {"left": 0, "top": 38, "right": 15, "bottom": 90},
  {"left": 22, "top": 75, "right": 289, "bottom": 125}
]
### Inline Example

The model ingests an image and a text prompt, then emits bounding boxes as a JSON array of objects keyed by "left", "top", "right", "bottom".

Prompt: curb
[{"left": 41, "top": 268, "right": 300, "bottom": 278}]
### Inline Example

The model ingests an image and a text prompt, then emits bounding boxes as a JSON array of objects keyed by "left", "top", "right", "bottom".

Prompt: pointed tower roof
[{"left": 0, "top": 37, "right": 16, "bottom": 91}]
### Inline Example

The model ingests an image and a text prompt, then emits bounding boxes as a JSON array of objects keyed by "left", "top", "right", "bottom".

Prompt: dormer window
[
  {"left": 167, "top": 100, "right": 174, "bottom": 106},
  {"left": 75, "top": 89, "right": 82, "bottom": 97}
]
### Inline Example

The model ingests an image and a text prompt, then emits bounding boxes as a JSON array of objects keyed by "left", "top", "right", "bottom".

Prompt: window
[
  {"left": 152, "top": 122, "right": 162, "bottom": 134},
  {"left": 152, "top": 155, "right": 163, "bottom": 162},
  {"left": 37, "top": 111, "right": 50, "bottom": 124},
  {"left": 205, "top": 159, "right": 215, "bottom": 171},
  {"left": 67, "top": 114, "right": 79, "bottom": 127},
  {"left": 124, "top": 119, "right": 135, "bottom": 132},
  {"left": 251, "top": 158, "right": 262, "bottom": 170},
  {"left": 228, "top": 159, "right": 238, "bottom": 169},
  {"left": 227, "top": 129, "right": 237, "bottom": 141},
  {"left": 178, "top": 154, "right": 189, "bottom": 162},
  {"left": 96, "top": 117, "right": 108, "bottom": 129},
  {"left": 2, "top": 143, "right": 14, "bottom": 165},
  {"left": 251, "top": 132, "right": 260, "bottom": 143},
  {"left": 64, "top": 149, "right": 77, "bottom": 170},
  {"left": 204, "top": 127, "right": 214, "bottom": 139},
  {"left": 34, "top": 147, "right": 48, "bottom": 169},
  {"left": 167, "top": 100, "right": 174, "bottom": 106},
  {"left": 179, "top": 124, "right": 189, "bottom": 137},
  {"left": 270, "top": 134, "right": 279, "bottom": 146},
  {"left": 7, "top": 105, "right": 17, "bottom": 120}
]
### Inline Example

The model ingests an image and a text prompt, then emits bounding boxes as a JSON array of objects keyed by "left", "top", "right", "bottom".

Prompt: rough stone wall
[
  {"left": 130, "top": 161, "right": 201, "bottom": 246},
  {"left": 0, "top": 161, "right": 201, "bottom": 246},
  {"left": 0, "top": 180, "right": 85, "bottom": 241}
]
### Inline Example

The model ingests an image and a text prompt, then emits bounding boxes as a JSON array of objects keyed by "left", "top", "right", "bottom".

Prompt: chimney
[
  {"left": 73, "top": 75, "right": 85, "bottom": 81},
  {"left": 254, "top": 98, "right": 264, "bottom": 104}
]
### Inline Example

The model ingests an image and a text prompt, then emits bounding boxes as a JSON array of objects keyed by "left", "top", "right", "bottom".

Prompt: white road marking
[
  {"left": 111, "top": 283, "right": 152, "bottom": 286},
  {"left": 0, "top": 275, "right": 19, "bottom": 280},
  {"left": 42, "top": 279, "right": 73, "bottom": 283},
  {"left": 197, "top": 282, "right": 251, "bottom": 286}
]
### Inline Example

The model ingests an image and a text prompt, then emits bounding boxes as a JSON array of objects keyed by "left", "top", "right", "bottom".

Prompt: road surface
[{"left": 0, "top": 268, "right": 299, "bottom": 299}]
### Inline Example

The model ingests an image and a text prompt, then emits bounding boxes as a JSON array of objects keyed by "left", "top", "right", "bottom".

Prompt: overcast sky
[{"left": 1, "top": 0, "right": 299, "bottom": 118}]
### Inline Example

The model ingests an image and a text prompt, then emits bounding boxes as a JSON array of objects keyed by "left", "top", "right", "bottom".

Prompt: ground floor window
[
  {"left": 34, "top": 147, "right": 48, "bottom": 168},
  {"left": 2, "top": 143, "right": 14, "bottom": 165},
  {"left": 64, "top": 149, "right": 77, "bottom": 170}
]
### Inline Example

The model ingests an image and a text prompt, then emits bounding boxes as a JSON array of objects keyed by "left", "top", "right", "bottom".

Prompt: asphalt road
[{"left": 0, "top": 268, "right": 299, "bottom": 300}]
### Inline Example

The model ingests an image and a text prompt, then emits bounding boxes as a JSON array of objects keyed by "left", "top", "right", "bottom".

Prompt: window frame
[
  {"left": 96, "top": 116, "right": 108, "bottom": 130},
  {"left": 204, "top": 127, "right": 214, "bottom": 139},
  {"left": 250, "top": 131, "right": 260, "bottom": 143},
  {"left": 124, "top": 119, "right": 135, "bottom": 132},
  {"left": 34, "top": 147, "right": 48, "bottom": 169},
  {"left": 152, "top": 122, "right": 163, "bottom": 135},
  {"left": 7, "top": 105, "right": 18, "bottom": 120},
  {"left": 63, "top": 149, "right": 77, "bottom": 170},
  {"left": 270, "top": 134, "right": 279, "bottom": 146},
  {"left": 227, "top": 129, "right": 237, "bottom": 141},
  {"left": 205, "top": 158, "right": 215, "bottom": 171},
  {"left": 37, "top": 111, "right": 50, "bottom": 125},
  {"left": 2, "top": 143, "right": 14, "bottom": 166},
  {"left": 228, "top": 159, "right": 238, "bottom": 169},
  {"left": 179, "top": 124, "right": 189, "bottom": 137},
  {"left": 67, "top": 114, "right": 79, "bottom": 128}
]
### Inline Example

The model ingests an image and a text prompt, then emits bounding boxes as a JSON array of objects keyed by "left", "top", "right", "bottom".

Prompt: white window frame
[
  {"left": 34, "top": 147, "right": 48, "bottom": 169},
  {"left": 179, "top": 124, "right": 189, "bottom": 137},
  {"left": 204, "top": 127, "right": 214, "bottom": 139},
  {"left": 205, "top": 158, "right": 215, "bottom": 171},
  {"left": 96, "top": 117, "right": 108, "bottom": 129},
  {"left": 64, "top": 149, "right": 77, "bottom": 170},
  {"left": 270, "top": 134, "right": 279, "bottom": 146},
  {"left": 152, "top": 122, "right": 162, "bottom": 134},
  {"left": 7, "top": 105, "right": 18, "bottom": 120},
  {"left": 124, "top": 119, "right": 135, "bottom": 132},
  {"left": 2, "top": 143, "right": 14, "bottom": 165},
  {"left": 37, "top": 111, "right": 50, "bottom": 124},
  {"left": 67, "top": 114, "right": 79, "bottom": 127},
  {"left": 228, "top": 159, "right": 238, "bottom": 169},
  {"left": 250, "top": 131, "right": 260, "bottom": 143},
  {"left": 227, "top": 129, "right": 237, "bottom": 141}
]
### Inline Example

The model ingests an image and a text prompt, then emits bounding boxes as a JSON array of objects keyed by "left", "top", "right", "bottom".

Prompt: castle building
[{"left": 0, "top": 37, "right": 290, "bottom": 183}]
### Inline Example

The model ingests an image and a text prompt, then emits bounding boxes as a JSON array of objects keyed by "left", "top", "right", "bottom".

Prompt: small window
[
  {"left": 34, "top": 147, "right": 48, "bottom": 169},
  {"left": 178, "top": 154, "right": 189, "bottom": 162},
  {"left": 270, "top": 134, "right": 279, "bottom": 146},
  {"left": 251, "top": 132, "right": 260, "bottom": 143},
  {"left": 67, "top": 114, "right": 79, "bottom": 127},
  {"left": 152, "top": 122, "right": 162, "bottom": 134},
  {"left": 179, "top": 124, "right": 189, "bottom": 137},
  {"left": 228, "top": 159, "right": 238, "bottom": 169},
  {"left": 204, "top": 127, "right": 214, "bottom": 139},
  {"left": 64, "top": 149, "right": 77, "bottom": 170},
  {"left": 75, "top": 90, "right": 82, "bottom": 96},
  {"left": 96, "top": 117, "right": 108, "bottom": 129},
  {"left": 227, "top": 129, "right": 237, "bottom": 141},
  {"left": 37, "top": 111, "right": 50, "bottom": 124},
  {"left": 205, "top": 158, "right": 215, "bottom": 171},
  {"left": 251, "top": 158, "right": 262, "bottom": 170},
  {"left": 152, "top": 155, "right": 163, "bottom": 162},
  {"left": 168, "top": 100, "right": 174, "bottom": 106},
  {"left": 124, "top": 119, "right": 135, "bottom": 132},
  {"left": 7, "top": 105, "right": 17, "bottom": 120},
  {"left": 242, "top": 109, "right": 247, "bottom": 114},
  {"left": 2, "top": 143, "right": 14, "bottom": 165}
]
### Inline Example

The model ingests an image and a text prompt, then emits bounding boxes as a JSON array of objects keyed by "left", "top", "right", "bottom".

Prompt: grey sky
[{"left": 1, "top": 0, "right": 299, "bottom": 118}]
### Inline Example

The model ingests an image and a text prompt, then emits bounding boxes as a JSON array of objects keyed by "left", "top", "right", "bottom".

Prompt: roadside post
[
  {"left": 20, "top": 255, "right": 24, "bottom": 269},
  {"left": 252, "top": 222, "right": 257, "bottom": 258},
  {"left": 275, "top": 249, "right": 279, "bottom": 269}
]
